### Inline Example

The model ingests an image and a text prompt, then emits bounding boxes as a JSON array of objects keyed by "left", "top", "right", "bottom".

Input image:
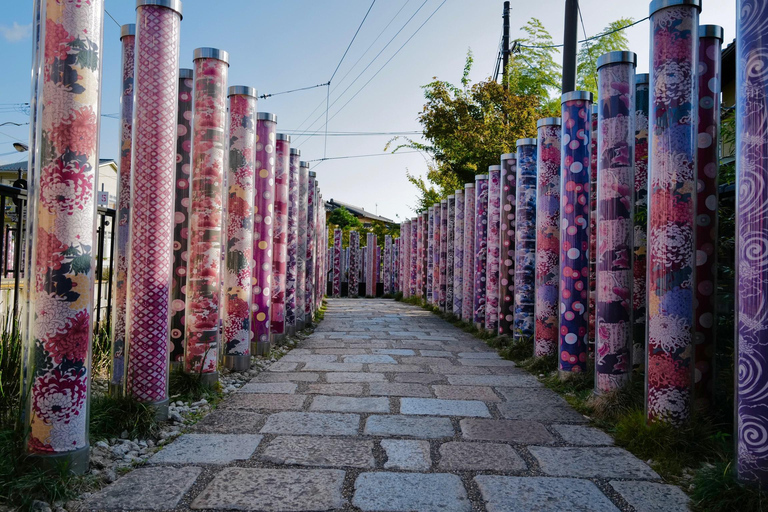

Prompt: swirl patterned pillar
[
  {"left": 453, "top": 189, "right": 465, "bottom": 317},
  {"left": 296, "top": 161, "right": 309, "bottom": 328},
  {"left": 646, "top": 0, "right": 699, "bottom": 425},
  {"left": 737, "top": 0, "right": 768, "bottom": 483},
  {"left": 485, "top": 166, "right": 501, "bottom": 333},
  {"left": 410, "top": 218, "right": 418, "bottom": 297},
  {"left": 25, "top": 0, "right": 105, "bottom": 470},
  {"left": 474, "top": 174, "right": 489, "bottom": 329},
  {"left": 184, "top": 48, "right": 228, "bottom": 382},
  {"left": 446, "top": 197, "right": 456, "bottom": 313},
  {"left": 285, "top": 149, "right": 300, "bottom": 334},
  {"left": 499, "top": 154, "right": 516, "bottom": 335},
  {"left": 535, "top": 118, "right": 562, "bottom": 356},
  {"left": 633, "top": 73, "right": 650, "bottom": 368},
  {"left": 462, "top": 183, "right": 476, "bottom": 321},
  {"left": 694, "top": 25, "right": 722, "bottom": 409},
  {"left": 305, "top": 172, "right": 317, "bottom": 318},
  {"left": 515, "top": 139, "right": 537, "bottom": 340},
  {"left": 222, "top": 86, "right": 256, "bottom": 372},
  {"left": 271, "top": 134, "right": 290, "bottom": 339},
  {"left": 124, "top": 0, "right": 181, "bottom": 420},
  {"left": 427, "top": 207, "right": 435, "bottom": 304},
  {"left": 110, "top": 24, "right": 136, "bottom": 394},
  {"left": 594, "top": 53, "right": 636, "bottom": 390},
  {"left": 349, "top": 230, "right": 360, "bottom": 297},
  {"left": 384, "top": 235, "right": 392, "bottom": 295},
  {"left": 333, "top": 228, "right": 342, "bottom": 297},
  {"left": 589, "top": 105, "right": 598, "bottom": 352}
]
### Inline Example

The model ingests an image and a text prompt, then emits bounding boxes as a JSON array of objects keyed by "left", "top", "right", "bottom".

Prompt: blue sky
[{"left": 0, "top": 0, "right": 736, "bottom": 221}]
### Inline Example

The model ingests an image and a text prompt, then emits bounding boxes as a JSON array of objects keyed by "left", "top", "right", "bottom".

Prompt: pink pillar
[
  {"left": 427, "top": 208, "right": 435, "bottom": 304},
  {"left": 125, "top": 0, "right": 182, "bottom": 418},
  {"left": 433, "top": 205, "right": 442, "bottom": 305},
  {"left": 349, "top": 230, "right": 359, "bottom": 297},
  {"left": 285, "top": 149, "right": 300, "bottom": 333},
  {"left": 439, "top": 201, "right": 448, "bottom": 310},
  {"left": 26, "top": 0, "right": 105, "bottom": 470},
  {"left": 333, "top": 229, "right": 342, "bottom": 297},
  {"left": 498, "top": 153, "right": 516, "bottom": 335},
  {"left": 402, "top": 221, "right": 411, "bottom": 298},
  {"left": 222, "top": 86, "right": 257, "bottom": 372},
  {"left": 588, "top": 105, "right": 598, "bottom": 353},
  {"left": 305, "top": 172, "right": 317, "bottom": 318},
  {"left": 416, "top": 215, "right": 424, "bottom": 297},
  {"left": 633, "top": 75, "right": 650, "bottom": 368},
  {"left": 421, "top": 212, "right": 428, "bottom": 297},
  {"left": 446, "top": 200, "right": 455, "bottom": 313},
  {"left": 384, "top": 234, "right": 393, "bottom": 295},
  {"left": 366, "top": 233, "right": 376, "bottom": 297},
  {"left": 453, "top": 189, "right": 465, "bottom": 317},
  {"left": 474, "top": 175, "right": 489, "bottom": 328},
  {"left": 271, "top": 134, "right": 290, "bottom": 339},
  {"left": 485, "top": 166, "right": 501, "bottom": 333},
  {"left": 184, "top": 48, "right": 229, "bottom": 382},
  {"left": 410, "top": 217, "right": 418, "bottom": 297},
  {"left": 462, "top": 183, "right": 476, "bottom": 321},
  {"left": 296, "top": 161, "right": 309, "bottom": 328}
]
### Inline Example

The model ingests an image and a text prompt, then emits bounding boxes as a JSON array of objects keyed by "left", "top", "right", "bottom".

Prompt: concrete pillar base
[
  {"left": 224, "top": 355, "right": 251, "bottom": 372},
  {"left": 26, "top": 444, "right": 90, "bottom": 475}
]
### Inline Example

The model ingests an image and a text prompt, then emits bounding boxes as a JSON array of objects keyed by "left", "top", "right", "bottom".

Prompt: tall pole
[
  {"left": 561, "top": 0, "right": 578, "bottom": 93},
  {"left": 502, "top": 1, "right": 510, "bottom": 89}
]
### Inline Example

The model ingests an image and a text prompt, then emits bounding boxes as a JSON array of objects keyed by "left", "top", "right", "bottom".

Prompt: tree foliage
[
  {"left": 327, "top": 206, "right": 362, "bottom": 230},
  {"left": 576, "top": 18, "right": 634, "bottom": 97}
]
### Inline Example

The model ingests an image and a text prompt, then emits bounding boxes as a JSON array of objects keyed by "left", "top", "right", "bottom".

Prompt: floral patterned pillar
[
  {"left": 427, "top": 207, "right": 435, "bottom": 304},
  {"left": 285, "top": 149, "right": 300, "bottom": 334},
  {"left": 402, "top": 221, "right": 411, "bottom": 298},
  {"left": 474, "top": 174, "right": 489, "bottom": 329},
  {"left": 296, "top": 162, "right": 308, "bottom": 328},
  {"left": 392, "top": 236, "right": 399, "bottom": 294},
  {"left": 384, "top": 234, "right": 393, "bottom": 295},
  {"left": 415, "top": 216, "right": 423, "bottom": 297},
  {"left": 25, "top": 0, "right": 105, "bottom": 470},
  {"left": 737, "top": 0, "right": 768, "bottom": 483},
  {"left": 110, "top": 24, "right": 135, "bottom": 394},
  {"left": 184, "top": 48, "right": 228, "bottom": 382},
  {"left": 633, "top": 73, "right": 650, "bottom": 368},
  {"left": 515, "top": 139, "right": 538, "bottom": 340},
  {"left": 421, "top": 212, "right": 429, "bottom": 297},
  {"left": 485, "top": 166, "right": 501, "bottom": 333},
  {"left": 271, "top": 134, "right": 290, "bottom": 339},
  {"left": 349, "top": 230, "right": 359, "bottom": 297},
  {"left": 124, "top": 0, "right": 182, "bottom": 419},
  {"left": 589, "top": 105, "right": 598, "bottom": 352},
  {"left": 305, "top": 171, "right": 317, "bottom": 319},
  {"left": 410, "top": 218, "right": 418, "bottom": 297},
  {"left": 439, "top": 200, "right": 448, "bottom": 310},
  {"left": 446, "top": 197, "right": 456, "bottom": 313},
  {"left": 366, "top": 233, "right": 376, "bottom": 296},
  {"left": 462, "top": 183, "right": 476, "bottom": 321},
  {"left": 251, "top": 113, "right": 277, "bottom": 354},
  {"left": 453, "top": 189, "right": 465, "bottom": 317},
  {"left": 535, "top": 118, "right": 562, "bottom": 356},
  {"left": 433, "top": 205, "right": 441, "bottom": 305},
  {"left": 694, "top": 25, "right": 722, "bottom": 409},
  {"left": 499, "top": 153, "right": 517, "bottom": 335},
  {"left": 333, "top": 228, "right": 342, "bottom": 297},
  {"left": 594, "top": 53, "right": 636, "bottom": 390},
  {"left": 222, "top": 86, "right": 256, "bottom": 371},
  {"left": 646, "top": 0, "right": 699, "bottom": 425}
]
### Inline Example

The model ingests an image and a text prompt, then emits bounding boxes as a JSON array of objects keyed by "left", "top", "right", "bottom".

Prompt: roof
[
  {"left": 0, "top": 158, "right": 116, "bottom": 172},
  {"left": 325, "top": 198, "right": 394, "bottom": 224}
]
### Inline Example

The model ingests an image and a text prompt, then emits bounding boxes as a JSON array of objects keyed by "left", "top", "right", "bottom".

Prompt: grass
[
  {"left": 0, "top": 312, "right": 22, "bottom": 430},
  {"left": 168, "top": 365, "right": 222, "bottom": 404},
  {"left": 89, "top": 395, "right": 160, "bottom": 441},
  {"left": 691, "top": 462, "right": 768, "bottom": 511},
  {"left": 91, "top": 323, "right": 112, "bottom": 380}
]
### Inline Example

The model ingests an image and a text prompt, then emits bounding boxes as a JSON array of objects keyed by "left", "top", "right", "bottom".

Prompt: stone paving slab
[
  {"left": 446, "top": 374, "right": 541, "bottom": 387},
  {"left": 460, "top": 419, "right": 556, "bottom": 444},
  {"left": 368, "top": 363, "right": 426, "bottom": 373},
  {"left": 457, "top": 352, "right": 502, "bottom": 359},
  {"left": 529, "top": 446, "right": 659, "bottom": 479},
  {"left": 310, "top": 395, "right": 390, "bottom": 413},
  {"left": 402, "top": 356, "right": 455, "bottom": 366},
  {"left": 83, "top": 466, "right": 202, "bottom": 511},
  {"left": 364, "top": 415, "right": 455, "bottom": 438},
  {"left": 191, "top": 468, "right": 346, "bottom": 511},
  {"left": 552, "top": 424, "right": 615, "bottom": 445},
  {"left": 400, "top": 397, "right": 491, "bottom": 417},
  {"left": 255, "top": 372, "right": 320, "bottom": 382},
  {"left": 432, "top": 385, "right": 501, "bottom": 401},
  {"left": 369, "top": 382, "right": 433, "bottom": 397},
  {"left": 438, "top": 442, "right": 526, "bottom": 471},
  {"left": 394, "top": 373, "right": 445, "bottom": 384},
  {"left": 313, "top": 348, "right": 368, "bottom": 355},
  {"left": 149, "top": 434, "right": 263, "bottom": 464},
  {"left": 353, "top": 472, "right": 471, "bottom": 512},
  {"left": 342, "top": 354, "right": 397, "bottom": 363},
  {"left": 260, "top": 436, "right": 375, "bottom": 468},
  {"left": 281, "top": 354, "right": 338, "bottom": 363},
  {"left": 326, "top": 371, "right": 386, "bottom": 382},
  {"left": 419, "top": 350, "right": 453, "bottom": 357},
  {"left": 260, "top": 412, "right": 360, "bottom": 436},
  {"left": 222, "top": 393, "right": 307, "bottom": 411},
  {"left": 431, "top": 365, "right": 492, "bottom": 375},
  {"left": 609, "top": 480, "right": 691, "bottom": 512},
  {"left": 302, "top": 361, "right": 364, "bottom": 372},
  {"left": 191, "top": 410, "right": 265, "bottom": 434},
  {"left": 268, "top": 361, "right": 300, "bottom": 372},
  {"left": 373, "top": 348, "right": 416, "bottom": 355},
  {"left": 459, "top": 358, "right": 517, "bottom": 367},
  {"left": 306, "top": 383, "right": 364, "bottom": 395},
  {"left": 475, "top": 476, "right": 620, "bottom": 512},
  {"left": 238, "top": 382, "right": 298, "bottom": 394},
  {"left": 496, "top": 394, "right": 587, "bottom": 423},
  {"left": 381, "top": 439, "right": 432, "bottom": 470}
]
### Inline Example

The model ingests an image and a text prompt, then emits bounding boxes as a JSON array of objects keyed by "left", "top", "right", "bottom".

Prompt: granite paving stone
[
  {"left": 457, "top": 352, "right": 502, "bottom": 359},
  {"left": 368, "top": 363, "right": 426, "bottom": 373},
  {"left": 326, "top": 372, "right": 386, "bottom": 382},
  {"left": 475, "top": 476, "right": 620, "bottom": 512},
  {"left": 310, "top": 395, "right": 390, "bottom": 413},
  {"left": 459, "top": 359, "right": 517, "bottom": 367},
  {"left": 369, "top": 382, "right": 433, "bottom": 397},
  {"left": 432, "top": 385, "right": 501, "bottom": 401},
  {"left": 191, "top": 410, "right": 265, "bottom": 434},
  {"left": 609, "top": 480, "right": 691, "bottom": 512},
  {"left": 438, "top": 442, "right": 526, "bottom": 471},
  {"left": 148, "top": 434, "right": 263, "bottom": 464},
  {"left": 401, "top": 398, "right": 491, "bottom": 417},
  {"left": 267, "top": 361, "right": 299, "bottom": 372},
  {"left": 529, "top": 446, "right": 660, "bottom": 479},
  {"left": 552, "top": 424, "right": 615, "bottom": 445},
  {"left": 342, "top": 354, "right": 397, "bottom": 363},
  {"left": 238, "top": 382, "right": 298, "bottom": 394},
  {"left": 255, "top": 372, "right": 320, "bottom": 382},
  {"left": 364, "top": 415, "right": 455, "bottom": 438},
  {"left": 431, "top": 365, "right": 492, "bottom": 375},
  {"left": 394, "top": 373, "right": 445, "bottom": 384},
  {"left": 281, "top": 354, "right": 338, "bottom": 363},
  {"left": 83, "top": 466, "right": 202, "bottom": 511},
  {"left": 313, "top": 348, "right": 368, "bottom": 354},
  {"left": 446, "top": 374, "right": 541, "bottom": 387},
  {"left": 306, "top": 383, "right": 364, "bottom": 395},
  {"left": 301, "top": 362, "right": 364, "bottom": 372},
  {"left": 260, "top": 412, "right": 360, "bottom": 436},
  {"left": 373, "top": 348, "right": 416, "bottom": 355},
  {"left": 222, "top": 393, "right": 307, "bottom": 411},
  {"left": 460, "top": 419, "right": 556, "bottom": 444},
  {"left": 353, "top": 472, "right": 470, "bottom": 512},
  {"left": 260, "top": 436, "right": 375, "bottom": 468},
  {"left": 419, "top": 350, "right": 453, "bottom": 357},
  {"left": 402, "top": 356, "right": 454, "bottom": 366},
  {"left": 381, "top": 439, "right": 432, "bottom": 470}
]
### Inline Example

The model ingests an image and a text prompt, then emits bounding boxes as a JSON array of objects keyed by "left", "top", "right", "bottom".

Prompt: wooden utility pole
[
  {"left": 562, "top": 0, "right": 578, "bottom": 93},
  {"left": 502, "top": 1, "right": 510, "bottom": 89}
]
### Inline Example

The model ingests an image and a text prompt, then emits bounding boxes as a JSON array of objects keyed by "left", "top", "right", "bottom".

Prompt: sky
[{"left": 0, "top": 0, "right": 736, "bottom": 223}]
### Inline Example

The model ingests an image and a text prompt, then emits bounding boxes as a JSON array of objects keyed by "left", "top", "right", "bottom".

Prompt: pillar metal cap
[
  {"left": 300, "top": 161, "right": 309, "bottom": 168},
  {"left": 597, "top": 51, "right": 637, "bottom": 70},
  {"left": 193, "top": 47, "right": 229, "bottom": 65},
  {"left": 137, "top": 0, "right": 182, "bottom": 18},
  {"left": 290, "top": 148, "right": 301, "bottom": 156},
  {"left": 441, "top": 199, "right": 447, "bottom": 204},
  {"left": 488, "top": 165, "right": 501, "bottom": 171},
  {"left": 475, "top": 174, "right": 489, "bottom": 180},
  {"left": 465, "top": 182, "right": 475, "bottom": 188},
  {"left": 227, "top": 85, "right": 257, "bottom": 98},
  {"left": 636, "top": 73, "right": 650, "bottom": 85},
  {"left": 428, "top": 206, "right": 434, "bottom": 211},
  {"left": 699, "top": 25, "right": 724, "bottom": 40},
  {"left": 120, "top": 24, "right": 135, "bottom": 39},
  {"left": 179, "top": 68, "right": 193, "bottom": 79},
  {"left": 516, "top": 138, "right": 537, "bottom": 147},
  {"left": 447, "top": 195, "right": 455, "bottom": 199},
  {"left": 537, "top": 117, "right": 562, "bottom": 127},
  {"left": 276, "top": 133, "right": 291, "bottom": 142},
  {"left": 257, "top": 112, "right": 277, "bottom": 122},
  {"left": 455, "top": 189, "right": 463, "bottom": 195},
  {"left": 500, "top": 153, "right": 515, "bottom": 160},
  {"left": 592, "top": 104, "right": 598, "bottom": 114},
  {"left": 561, "top": 90, "right": 593, "bottom": 104},
  {"left": 308, "top": 171, "right": 317, "bottom": 177},
  {"left": 649, "top": 0, "right": 701, "bottom": 15}
]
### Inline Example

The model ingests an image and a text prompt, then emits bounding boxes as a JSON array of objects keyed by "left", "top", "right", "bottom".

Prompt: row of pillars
[{"left": 330, "top": 231, "right": 385, "bottom": 298}]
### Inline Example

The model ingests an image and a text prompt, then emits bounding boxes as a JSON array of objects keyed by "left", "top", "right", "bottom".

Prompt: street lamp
[{"left": 12, "top": 142, "right": 28, "bottom": 152}]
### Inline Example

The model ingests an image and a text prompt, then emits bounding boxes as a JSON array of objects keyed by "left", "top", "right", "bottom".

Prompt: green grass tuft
[
  {"left": 691, "top": 461, "right": 768, "bottom": 512},
  {"left": 89, "top": 395, "right": 160, "bottom": 441},
  {"left": 168, "top": 366, "right": 222, "bottom": 403},
  {"left": 0, "top": 312, "right": 22, "bottom": 430},
  {"left": 518, "top": 354, "right": 557, "bottom": 375}
]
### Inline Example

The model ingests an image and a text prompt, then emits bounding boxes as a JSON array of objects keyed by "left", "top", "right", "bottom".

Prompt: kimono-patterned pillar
[
  {"left": 403, "top": 221, "right": 411, "bottom": 298},
  {"left": 124, "top": 0, "right": 181, "bottom": 420},
  {"left": 252, "top": 113, "right": 277, "bottom": 355},
  {"left": 184, "top": 48, "right": 228, "bottom": 382},
  {"left": 392, "top": 236, "right": 398, "bottom": 294},
  {"left": 306, "top": 172, "right": 317, "bottom": 318},
  {"left": 453, "top": 189, "right": 465, "bottom": 318},
  {"left": 410, "top": 218, "right": 418, "bottom": 297},
  {"left": 499, "top": 153, "right": 517, "bottom": 335},
  {"left": 485, "top": 166, "right": 501, "bottom": 333},
  {"left": 349, "top": 230, "right": 359, "bottom": 297},
  {"left": 633, "top": 73, "right": 650, "bottom": 368},
  {"left": 439, "top": 200, "right": 448, "bottom": 310},
  {"left": 433, "top": 205, "right": 441, "bottom": 305},
  {"left": 474, "top": 175, "right": 489, "bottom": 329},
  {"left": 271, "top": 134, "right": 290, "bottom": 341},
  {"left": 285, "top": 149, "right": 300, "bottom": 335},
  {"left": 594, "top": 52, "right": 636, "bottom": 390},
  {"left": 110, "top": 24, "right": 136, "bottom": 394},
  {"left": 222, "top": 86, "right": 257, "bottom": 371},
  {"left": 588, "top": 105, "right": 598, "bottom": 352},
  {"left": 415, "top": 216, "right": 423, "bottom": 297},
  {"left": 384, "top": 235, "right": 393, "bottom": 295},
  {"left": 534, "top": 118, "right": 562, "bottom": 357},
  {"left": 427, "top": 207, "right": 435, "bottom": 304},
  {"left": 421, "top": 212, "right": 429, "bottom": 297},
  {"left": 736, "top": 0, "right": 768, "bottom": 484},
  {"left": 446, "top": 197, "right": 456, "bottom": 313},
  {"left": 25, "top": 0, "right": 105, "bottom": 470},
  {"left": 462, "top": 183, "right": 476, "bottom": 321},
  {"left": 515, "top": 139, "right": 538, "bottom": 340},
  {"left": 366, "top": 233, "right": 376, "bottom": 297},
  {"left": 646, "top": 0, "right": 699, "bottom": 425},
  {"left": 296, "top": 161, "right": 309, "bottom": 329},
  {"left": 694, "top": 25, "right": 722, "bottom": 409},
  {"left": 333, "top": 229, "right": 342, "bottom": 297}
]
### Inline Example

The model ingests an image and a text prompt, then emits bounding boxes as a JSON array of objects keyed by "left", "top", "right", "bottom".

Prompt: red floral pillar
[
  {"left": 333, "top": 229, "right": 342, "bottom": 297},
  {"left": 271, "top": 134, "right": 290, "bottom": 341},
  {"left": 305, "top": 171, "right": 317, "bottom": 318},
  {"left": 296, "top": 161, "right": 309, "bottom": 329},
  {"left": 485, "top": 166, "right": 501, "bottom": 333},
  {"left": 285, "top": 149, "right": 300, "bottom": 334}
]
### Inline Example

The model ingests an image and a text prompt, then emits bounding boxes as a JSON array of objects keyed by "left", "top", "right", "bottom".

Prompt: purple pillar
[
  {"left": 446, "top": 197, "right": 456, "bottom": 313},
  {"left": 271, "top": 134, "right": 290, "bottom": 338},
  {"left": 295, "top": 162, "right": 308, "bottom": 328},
  {"left": 333, "top": 228, "right": 342, "bottom": 297},
  {"left": 453, "top": 190, "right": 465, "bottom": 317},
  {"left": 285, "top": 149, "right": 300, "bottom": 333},
  {"left": 384, "top": 235, "right": 393, "bottom": 295},
  {"left": 462, "top": 183, "right": 476, "bottom": 321},
  {"left": 392, "top": 236, "right": 399, "bottom": 294},
  {"left": 589, "top": 105, "right": 598, "bottom": 353},
  {"left": 410, "top": 218, "right": 418, "bottom": 297},
  {"left": 366, "top": 233, "right": 376, "bottom": 297},
  {"left": 222, "top": 86, "right": 257, "bottom": 372},
  {"left": 474, "top": 174, "right": 489, "bottom": 328},
  {"left": 633, "top": 74, "right": 650, "bottom": 368},
  {"left": 349, "top": 230, "right": 360, "bottom": 298},
  {"left": 416, "top": 215, "right": 423, "bottom": 297},
  {"left": 646, "top": 0, "right": 699, "bottom": 425},
  {"left": 535, "top": 118, "right": 562, "bottom": 356},
  {"left": 421, "top": 212, "right": 429, "bottom": 297},
  {"left": 433, "top": 205, "right": 441, "bottom": 305},
  {"left": 499, "top": 153, "right": 517, "bottom": 335},
  {"left": 593, "top": 53, "right": 636, "bottom": 390},
  {"left": 515, "top": 139, "right": 538, "bottom": 340},
  {"left": 305, "top": 172, "right": 316, "bottom": 318},
  {"left": 427, "top": 207, "right": 435, "bottom": 304},
  {"left": 403, "top": 221, "right": 411, "bottom": 298},
  {"left": 485, "top": 166, "right": 501, "bottom": 333},
  {"left": 439, "top": 200, "right": 448, "bottom": 310}
]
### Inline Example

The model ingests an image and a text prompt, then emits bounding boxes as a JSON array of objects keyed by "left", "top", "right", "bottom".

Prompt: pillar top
[
  {"left": 592, "top": 104, "right": 598, "bottom": 114},
  {"left": 120, "top": 24, "right": 135, "bottom": 39},
  {"left": 488, "top": 165, "right": 501, "bottom": 171},
  {"left": 500, "top": 153, "right": 515, "bottom": 160},
  {"left": 300, "top": 161, "right": 309, "bottom": 168},
  {"left": 636, "top": 73, "right": 649, "bottom": 85},
  {"left": 447, "top": 195, "right": 455, "bottom": 199},
  {"left": 194, "top": 47, "right": 229, "bottom": 65},
  {"left": 441, "top": 199, "right": 447, "bottom": 204},
  {"left": 454, "top": 189, "right": 463, "bottom": 195},
  {"left": 309, "top": 171, "right": 317, "bottom": 177},
  {"left": 179, "top": 68, "right": 193, "bottom": 79},
  {"left": 649, "top": 0, "right": 700, "bottom": 16},
  {"left": 290, "top": 148, "right": 301, "bottom": 156},
  {"left": 227, "top": 85, "right": 257, "bottom": 98},
  {"left": 537, "top": 117, "right": 561, "bottom": 128},
  {"left": 699, "top": 25, "right": 724, "bottom": 41},
  {"left": 277, "top": 133, "right": 291, "bottom": 142},
  {"left": 137, "top": 0, "right": 183, "bottom": 18},
  {"left": 597, "top": 51, "right": 637, "bottom": 70},
  {"left": 465, "top": 182, "right": 475, "bottom": 188},
  {"left": 561, "top": 91, "right": 593, "bottom": 104},
  {"left": 516, "top": 138, "right": 537, "bottom": 147},
  {"left": 257, "top": 112, "right": 277, "bottom": 123},
  {"left": 475, "top": 174, "right": 489, "bottom": 180}
]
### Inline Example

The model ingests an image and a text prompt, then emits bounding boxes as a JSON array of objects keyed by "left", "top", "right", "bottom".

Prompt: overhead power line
[
  {"left": 516, "top": 16, "right": 649, "bottom": 50},
  {"left": 259, "top": 82, "right": 330, "bottom": 99},
  {"left": 105, "top": 8, "right": 121, "bottom": 28},
  {"left": 329, "top": 0, "right": 377, "bottom": 84},
  {"left": 307, "top": 150, "right": 421, "bottom": 162}
]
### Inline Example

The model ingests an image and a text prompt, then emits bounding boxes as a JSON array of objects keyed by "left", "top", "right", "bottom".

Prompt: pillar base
[
  {"left": 272, "top": 333, "right": 286, "bottom": 346},
  {"left": 150, "top": 398, "right": 169, "bottom": 421},
  {"left": 26, "top": 444, "right": 89, "bottom": 475},
  {"left": 224, "top": 355, "right": 251, "bottom": 372},
  {"left": 285, "top": 325, "right": 296, "bottom": 337},
  {"left": 254, "top": 341, "right": 271, "bottom": 356},
  {"left": 297, "top": 320, "right": 305, "bottom": 332},
  {"left": 475, "top": 323, "right": 485, "bottom": 331},
  {"left": 169, "top": 360, "right": 182, "bottom": 371},
  {"left": 197, "top": 371, "right": 219, "bottom": 388}
]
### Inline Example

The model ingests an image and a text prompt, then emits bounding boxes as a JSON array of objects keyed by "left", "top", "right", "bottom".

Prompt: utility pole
[
  {"left": 502, "top": 1, "right": 510, "bottom": 89},
  {"left": 561, "top": 0, "right": 578, "bottom": 93}
]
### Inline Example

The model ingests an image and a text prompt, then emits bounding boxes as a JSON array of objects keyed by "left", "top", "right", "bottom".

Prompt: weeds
[
  {"left": 0, "top": 312, "right": 22, "bottom": 430},
  {"left": 168, "top": 366, "right": 222, "bottom": 404},
  {"left": 89, "top": 395, "right": 160, "bottom": 441},
  {"left": 691, "top": 461, "right": 768, "bottom": 512}
]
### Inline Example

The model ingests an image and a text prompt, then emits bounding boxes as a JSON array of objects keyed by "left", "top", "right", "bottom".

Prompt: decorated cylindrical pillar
[
  {"left": 694, "top": 25, "right": 722, "bottom": 409},
  {"left": 433, "top": 205, "right": 442, "bottom": 305},
  {"left": 535, "top": 118, "right": 562, "bottom": 356},
  {"left": 349, "top": 230, "right": 359, "bottom": 297},
  {"left": 392, "top": 236, "right": 399, "bottom": 294},
  {"left": 446, "top": 197, "right": 456, "bottom": 313},
  {"left": 415, "top": 215, "right": 423, "bottom": 297},
  {"left": 402, "top": 221, "right": 411, "bottom": 298},
  {"left": 25, "top": 0, "right": 106, "bottom": 470},
  {"left": 499, "top": 153, "right": 517, "bottom": 335},
  {"left": 515, "top": 139, "right": 538, "bottom": 340},
  {"left": 474, "top": 174, "right": 489, "bottom": 329},
  {"left": 453, "top": 189, "right": 465, "bottom": 318},
  {"left": 421, "top": 211, "right": 429, "bottom": 297},
  {"left": 427, "top": 207, "right": 435, "bottom": 304},
  {"left": 285, "top": 148, "right": 300, "bottom": 334},
  {"left": 410, "top": 218, "right": 418, "bottom": 297},
  {"left": 124, "top": 0, "right": 182, "bottom": 419},
  {"left": 589, "top": 104, "right": 598, "bottom": 353},
  {"left": 222, "top": 86, "right": 257, "bottom": 371},
  {"left": 462, "top": 183, "right": 476, "bottom": 321},
  {"left": 439, "top": 200, "right": 448, "bottom": 310},
  {"left": 271, "top": 133, "right": 290, "bottom": 340},
  {"left": 366, "top": 233, "right": 376, "bottom": 297},
  {"left": 646, "top": 0, "right": 700, "bottom": 425},
  {"left": 296, "top": 161, "right": 309, "bottom": 328},
  {"left": 305, "top": 171, "right": 316, "bottom": 317},
  {"left": 485, "top": 165, "right": 501, "bottom": 333},
  {"left": 252, "top": 113, "right": 277, "bottom": 355},
  {"left": 384, "top": 234, "right": 393, "bottom": 295},
  {"left": 184, "top": 48, "right": 229, "bottom": 382},
  {"left": 110, "top": 24, "right": 136, "bottom": 394},
  {"left": 594, "top": 52, "right": 636, "bottom": 390},
  {"left": 633, "top": 74, "right": 650, "bottom": 368},
  {"left": 333, "top": 228, "right": 342, "bottom": 297}
]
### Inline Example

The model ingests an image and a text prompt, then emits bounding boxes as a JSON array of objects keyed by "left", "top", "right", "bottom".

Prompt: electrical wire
[
  {"left": 259, "top": 82, "right": 330, "bottom": 99},
  {"left": 329, "top": 0, "right": 377, "bottom": 84},
  {"left": 105, "top": 8, "right": 121, "bottom": 28},
  {"left": 516, "top": 16, "right": 649, "bottom": 50},
  {"left": 307, "top": 150, "right": 421, "bottom": 162}
]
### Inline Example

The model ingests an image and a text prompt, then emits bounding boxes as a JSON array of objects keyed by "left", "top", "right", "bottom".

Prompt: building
[{"left": 325, "top": 198, "right": 394, "bottom": 228}]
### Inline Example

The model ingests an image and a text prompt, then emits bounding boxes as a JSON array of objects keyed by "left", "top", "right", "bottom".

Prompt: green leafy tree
[
  {"left": 506, "top": 18, "right": 563, "bottom": 113},
  {"left": 328, "top": 206, "right": 362, "bottom": 230},
  {"left": 576, "top": 18, "right": 634, "bottom": 96}
]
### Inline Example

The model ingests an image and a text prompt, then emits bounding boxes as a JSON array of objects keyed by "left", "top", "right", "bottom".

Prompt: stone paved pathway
[{"left": 84, "top": 299, "right": 690, "bottom": 511}]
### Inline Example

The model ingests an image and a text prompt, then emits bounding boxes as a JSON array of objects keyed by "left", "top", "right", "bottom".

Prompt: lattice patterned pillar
[
  {"left": 333, "top": 229, "right": 342, "bottom": 297},
  {"left": 271, "top": 133, "right": 290, "bottom": 340},
  {"left": 446, "top": 197, "right": 456, "bottom": 313},
  {"left": 499, "top": 153, "right": 516, "bottom": 335},
  {"left": 485, "top": 165, "right": 501, "bottom": 333},
  {"left": 474, "top": 175, "right": 489, "bottom": 329},
  {"left": 296, "top": 162, "right": 308, "bottom": 329},
  {"left": 633, "top": 74, "right": 650, "bottom": 368},
  {"left": 349, "top": 230, "right": 359, "bottom": 298},
  {"left": 285, "top": 148, "right": 300, "bottom": 334},
  {"left": 588, "top": 105, "right": 598, "bottom": 353},
  {"left": 439, "top": 200, "right": 448, "bottom": 310},
  {"left": 462, "top": 183, "right": 476, "bottom": 321},
  {"left": 515, "top": 139, "right": 538, "bottom": 341}
]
